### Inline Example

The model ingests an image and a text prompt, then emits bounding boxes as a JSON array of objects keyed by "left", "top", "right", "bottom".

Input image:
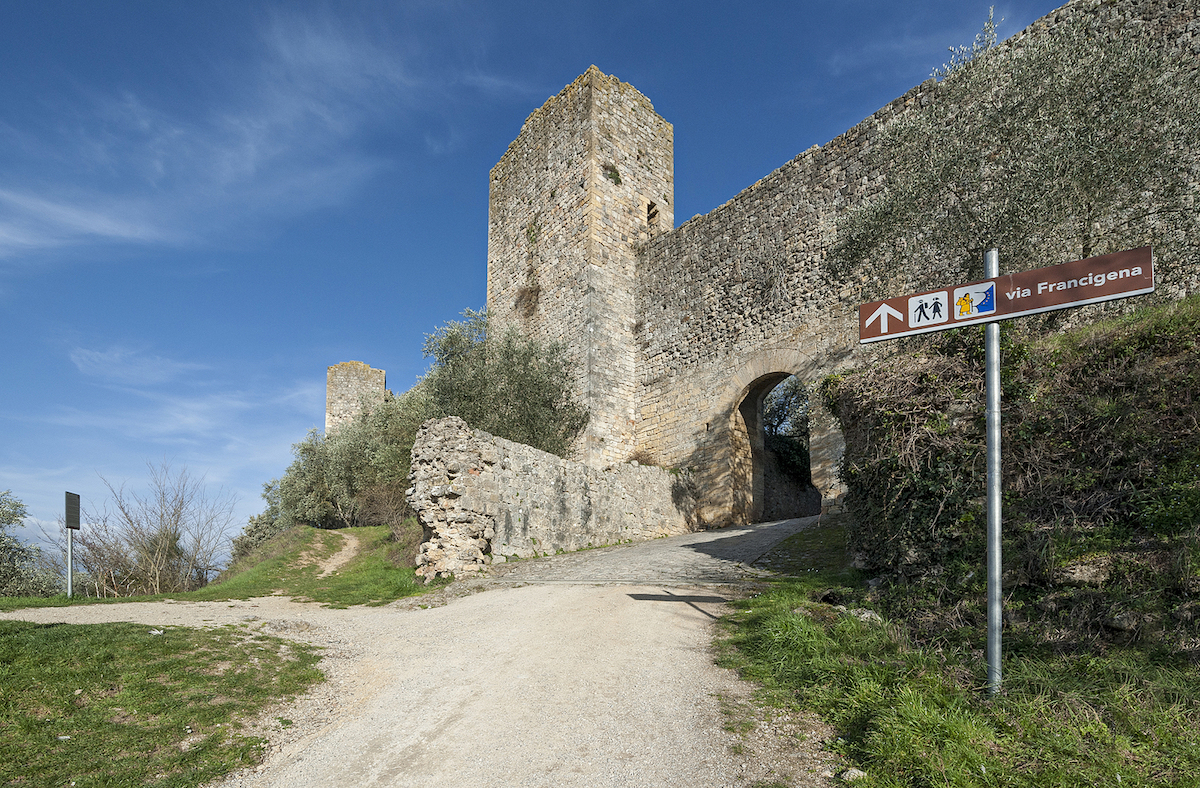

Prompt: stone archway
[
  {"left": 720, "top": 349, "right": 836, "bottom": 525},
  {"left": 731, "top": 372, "right": 788, "bottom": 523},
  {"left": 730, "top": 372, "right": 826, "bottom": 524}
]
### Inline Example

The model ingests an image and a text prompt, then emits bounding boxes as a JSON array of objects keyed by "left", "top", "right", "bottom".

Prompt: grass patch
[
  {"left": 728, "top": 520, "right": 1200, "bottom": 785},
  {"left": 0, "top": 620, "right": 322, "bottom": 787},
  {"left": 2, "top": 525, "right": 428, "bottom": 612},
  {"left": 192, "top": 525, "right": 424, "bottom": 607},
  {"left": 755, "top": 514, "right": 859, "bottom": 585}
]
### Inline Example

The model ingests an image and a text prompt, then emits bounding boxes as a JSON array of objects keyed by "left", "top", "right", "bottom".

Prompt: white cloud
[
  {"left": 0, "top": 188, "right": 166, "bottom": 255},
  {"left": 69, "top": 346, "right": 210, "bottom": 386},
  {"left": 0, "top": 11, "right": 419, "bottom": 262}
]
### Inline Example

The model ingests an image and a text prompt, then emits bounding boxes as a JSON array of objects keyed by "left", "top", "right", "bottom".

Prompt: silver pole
[
  {"left": 985, "top": 248, "right": 1002, "bottom": 694},
  {"left": 67, "top": 526, "right": 73, "bottom": 599}
]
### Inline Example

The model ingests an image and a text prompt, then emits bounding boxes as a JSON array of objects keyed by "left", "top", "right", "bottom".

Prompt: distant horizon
[{"left": 1, "top": 0, "right": 1067, "bottom": 552}]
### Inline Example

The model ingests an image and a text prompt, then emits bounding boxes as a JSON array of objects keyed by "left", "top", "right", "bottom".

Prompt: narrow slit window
[{"left": 647, "top": 201, "right": 659, "bottom": 227}]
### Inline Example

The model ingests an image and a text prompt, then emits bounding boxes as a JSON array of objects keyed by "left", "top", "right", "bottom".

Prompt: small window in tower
[{"left": 647, "top": 201, "right": 659, "bottom": 227}]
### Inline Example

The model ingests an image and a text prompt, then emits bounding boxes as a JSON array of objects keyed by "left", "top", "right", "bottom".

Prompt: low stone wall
[{"left": 407, "top": 417, "right": 696, "bottom": 582}]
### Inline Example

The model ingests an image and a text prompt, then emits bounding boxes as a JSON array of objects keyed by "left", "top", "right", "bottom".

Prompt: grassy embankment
[
  {"left": 0, "top": 525, "right": 428, "bottom": 786},
  {"left": 726, "top": 297, "right": 1200, "bottom": 787},
  {"left": 0, "top": 524, "right": 425, "bottom": 613}
]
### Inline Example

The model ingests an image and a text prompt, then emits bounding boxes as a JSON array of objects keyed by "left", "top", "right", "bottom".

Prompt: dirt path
[
  {"left": 317, "top": 529, "right": 360, "bottom": 577},
  {"left": 1, "top": 518, "right": 840, "bottom": 787}
]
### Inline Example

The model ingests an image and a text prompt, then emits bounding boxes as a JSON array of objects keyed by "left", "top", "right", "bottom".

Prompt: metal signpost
[
  {"left": 857, "top": 246, "right": 1154, "bottom": 694},
  {"left": 65, "top": 491, "right": 80, "bottom": 599}
]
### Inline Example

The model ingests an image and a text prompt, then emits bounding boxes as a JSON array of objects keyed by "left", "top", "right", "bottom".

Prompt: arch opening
[{"left": 732, "top": 373, "right": 822, "bottom": 524}]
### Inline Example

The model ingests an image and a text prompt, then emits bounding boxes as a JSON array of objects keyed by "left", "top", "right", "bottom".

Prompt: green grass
[
  {"left": 730, "top": 519, "right": 1200, "bottom": 786},
  {"left": 1, "top": 525, "right": 428, "bottom": 611},
  {"left": 0, "top": 620, "right": 322, "bottom": 788},
  {"left": 0, "top": 525, "right": 431, "bottom": 785},
  {"left": 190, "top": 525, "right": 425, "bottom": 607}
]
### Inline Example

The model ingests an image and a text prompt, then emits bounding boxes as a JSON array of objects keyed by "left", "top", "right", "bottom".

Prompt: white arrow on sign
[{"left": 864, "top": 303, "right": 904, "bottom": 335}]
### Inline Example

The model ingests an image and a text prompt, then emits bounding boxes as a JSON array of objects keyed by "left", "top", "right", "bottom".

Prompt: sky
[{"left": 1, "top": 0, "right": 1067, "bottom": 550}]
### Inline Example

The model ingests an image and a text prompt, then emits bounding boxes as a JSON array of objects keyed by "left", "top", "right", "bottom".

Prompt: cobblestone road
[{"left": 486, "top": 514, "right": 821, "bottom": 585}]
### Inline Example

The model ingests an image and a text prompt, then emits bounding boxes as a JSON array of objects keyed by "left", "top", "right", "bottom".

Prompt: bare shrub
[
  {"left": 388, "top": 516, "right": 425, "bottom": 568},
  {"left": 47, "top": 463, "right": 236, "bottom": 597}
]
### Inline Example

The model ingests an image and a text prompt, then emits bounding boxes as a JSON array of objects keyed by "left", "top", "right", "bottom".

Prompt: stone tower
[
  {"left": 486, "top": 66, "right": 674, "bottom": 466},
  {"left": 325, "top": 361, "right": 386, "bottom": 434}
]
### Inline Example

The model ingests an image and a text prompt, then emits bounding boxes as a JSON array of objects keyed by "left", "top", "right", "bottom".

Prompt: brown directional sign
[{"left": 859, "top": 246, "right": 1154, "bottom": 343}]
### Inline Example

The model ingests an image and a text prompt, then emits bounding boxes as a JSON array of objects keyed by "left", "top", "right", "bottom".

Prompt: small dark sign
[{"left": 65, "top": 492, "right": 80, "bottom": 530}]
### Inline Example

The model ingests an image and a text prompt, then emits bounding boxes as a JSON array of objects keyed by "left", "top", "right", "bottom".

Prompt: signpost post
[
  {"left": 65, "top": 492, "right": 80, "bottom": 599},
  {"left": 857, "top": 246, "right": 1154, "bottom": 694}
]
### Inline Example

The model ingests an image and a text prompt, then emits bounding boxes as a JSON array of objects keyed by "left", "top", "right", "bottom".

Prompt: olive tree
[
  {"left": 242, "top": 309, "right": 588, "bottom": 545},
  {"left": 0, "top": 490, "right": 59, "bottom": 597},
  {"left": 833, "top": 12, "right": 1200, "bottom": 291},
  {"left": 421, "top": 309, "right": 588, "bottom": 457}
]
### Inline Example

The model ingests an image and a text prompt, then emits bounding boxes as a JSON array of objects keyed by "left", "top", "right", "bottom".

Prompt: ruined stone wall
[
  {"left": 407, "top": 417, "right": 693, "bottom": 582},
  {"left": 325, "top": 361, "right": 386, "bottom": 434},
  {"left": 487, "top": 66, "right": 674, "bottom": 466}
]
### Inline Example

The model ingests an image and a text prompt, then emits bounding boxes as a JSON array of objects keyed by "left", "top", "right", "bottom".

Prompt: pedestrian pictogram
[{"left": 909, "top": 292, "right": 949, "bottom": 328}]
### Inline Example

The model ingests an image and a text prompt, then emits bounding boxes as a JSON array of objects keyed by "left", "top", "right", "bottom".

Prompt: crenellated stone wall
[
  {"left": 407, "top": 417, "right": 695, "bottom": 582},
  {"left": 325, "top": 361, "right": 387, "bottom": 434}
]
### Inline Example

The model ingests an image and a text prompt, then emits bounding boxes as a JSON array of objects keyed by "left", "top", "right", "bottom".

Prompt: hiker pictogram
[
  {"left": 954, "top": 283, "right": 997, "bottom": 319},
  {"left": 907, "top": 291, "right": 949, "bottom": 327}
]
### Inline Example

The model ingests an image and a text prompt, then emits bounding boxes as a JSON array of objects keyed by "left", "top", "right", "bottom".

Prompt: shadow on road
[
  {"left": 679, "top": 515, "right": 820, "bottom": 566},
  {"left": 627, "top": 590, "right": 728, "bottom": 619}
]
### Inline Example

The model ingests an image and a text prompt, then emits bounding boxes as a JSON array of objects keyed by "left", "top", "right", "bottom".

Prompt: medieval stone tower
[
  {"left": 486, "top": 66, "right": 674, "bottom": 467},
  {"left": 325, "top": 361, "right": 386, "bottom": 434}
]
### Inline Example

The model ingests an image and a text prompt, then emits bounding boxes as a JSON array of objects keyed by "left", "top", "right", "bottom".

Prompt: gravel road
[{"left": 2, "top": 517, "right": 840, "bottom": 787}]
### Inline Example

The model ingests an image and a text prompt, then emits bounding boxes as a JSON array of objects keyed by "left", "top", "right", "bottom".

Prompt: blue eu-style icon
[{"left": 954, "top": 282, "right": 997, "bottom": 319}]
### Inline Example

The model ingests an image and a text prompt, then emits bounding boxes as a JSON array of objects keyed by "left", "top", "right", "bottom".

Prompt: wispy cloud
[
  {"left": 0, "top": 188, "right": 166, "bottom": 255},
  {"left": 824, "top": 5, "right": 1016, "bottom": 82},
  {"left": 44, "top": 376, "right": 321, "bottom": 446},
  {"left": 0, "top": 11, "right": 420, "bottom": 262},
  {"left": 69, "top": 346, "right": 211, "bottom": 386},
  {"left": 826, "top": 31, "right": 953, "bottom": 80}
]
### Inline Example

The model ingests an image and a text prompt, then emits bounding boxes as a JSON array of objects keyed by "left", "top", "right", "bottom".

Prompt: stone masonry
[
  {"left": 325, "top": 361, "right": 387, "bottom": 434},
  {"left": 487, "top": 66, "right": 674, "bottom": 468},
  {"left": 407, "top": 417, "right": 695, "bottom": 582},
  {"left": 483, "top": 0, "right": 1199, "bottom": 529}
]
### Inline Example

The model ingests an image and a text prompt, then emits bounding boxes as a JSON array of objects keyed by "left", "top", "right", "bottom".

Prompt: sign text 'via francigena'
[{"left": 859, "top": 246, "right": 1154, "bottom": 343}]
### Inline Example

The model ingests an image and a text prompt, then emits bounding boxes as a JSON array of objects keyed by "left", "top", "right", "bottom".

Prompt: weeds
[
  {"left": 728, "top": 520, "right": 1200, "bottom": 786},
  {"left": 821, "top": 295, "right": 1200, "bottom": 655}
]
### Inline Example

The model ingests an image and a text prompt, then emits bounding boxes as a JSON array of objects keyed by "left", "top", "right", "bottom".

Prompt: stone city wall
[
  {"left": 629, "top": 0, "right": 1199, "bottom": 525},
  {"left": 402, "top": 0, "right": 1200, "bottom": 569},
  {"left": 407, "top": 417, "right": 695, "bottom": 582}
]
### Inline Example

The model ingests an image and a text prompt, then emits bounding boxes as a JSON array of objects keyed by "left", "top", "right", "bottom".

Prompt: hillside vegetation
[
  {"left": 822, "top": 294, "right": 1200, "bottom": 654},
  {"left": 725, "top": 297, "right": 1200, "bottom": 786},
  {"left": 234, "top": 309, "right": 587, "bottom": 562}
]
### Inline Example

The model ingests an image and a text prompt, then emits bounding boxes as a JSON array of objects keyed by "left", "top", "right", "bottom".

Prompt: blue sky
[{"left": 1, "top": 0, "right": 1065, "bottom": 549}]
